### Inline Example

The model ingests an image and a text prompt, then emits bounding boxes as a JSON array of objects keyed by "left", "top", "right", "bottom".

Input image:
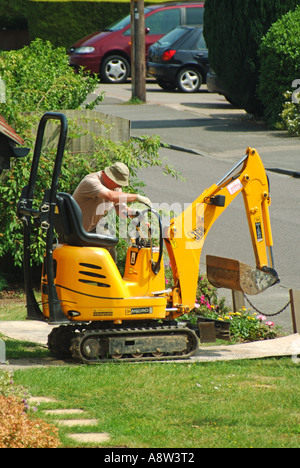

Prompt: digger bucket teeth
[{"left": 206, "top": 255, "right": 279, "bottom": 296}]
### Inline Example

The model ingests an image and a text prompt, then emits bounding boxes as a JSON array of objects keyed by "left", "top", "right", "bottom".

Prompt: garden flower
[
  {"left": 266, "top": 321, "right": 274, "bottom": 327},
  {"left": 257, "top": 314, "right": 266, "bottom": 322}
]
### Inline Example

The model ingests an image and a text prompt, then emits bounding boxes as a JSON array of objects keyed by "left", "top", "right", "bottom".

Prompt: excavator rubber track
[{"left": 48, "top": 321, "right": 199, "bottom": 363}]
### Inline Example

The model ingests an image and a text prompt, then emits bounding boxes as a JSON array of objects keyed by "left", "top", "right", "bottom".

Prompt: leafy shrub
[
  {"left": 276, "top": 91, "right": 300, "bottom": 135},
  {"left": 204, "top": 0, "right": 299, "bottom": 115},
  {"left": 0, "top": 395, "right": 60, "bottom": 448},
  {"left": 258, "top": 6, "right": 300, "bottom": 127},
  {"left": 0, "top": 370, "right": 60, "bottom": 448},
  {"left": 0, "top": 275, "right": 8, "bottom": 292},
  {"left": 0, "top": 370, "right": 32, "bottom": 405},
  {"left": 0, "top": 38, "right": 102, "bottom": 128}
]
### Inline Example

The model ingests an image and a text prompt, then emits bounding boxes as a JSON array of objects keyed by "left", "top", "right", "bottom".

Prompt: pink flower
[
  {"left": 206, "top": 302, "right": 211, "bottom": 310},
  {"left": 266, "top": 321, "right": 274, "bottom": 327},
  {"left": 165, "top": 278, "right": 169, "bottom": 284},
  {"left": 257, "top": 314, "right": 266, "bottom": 322},
  {"left": 200, "top": 294, "right": 206, "bottom": 304}
]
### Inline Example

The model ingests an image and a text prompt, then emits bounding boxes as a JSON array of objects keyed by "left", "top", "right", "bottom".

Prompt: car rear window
[
  {"left": 108, "top": 8, "right": 152, "bottom": 31},
  {"left": 124, "top": 8, "right": 181, "bottom": 36},
  {"left": 146, "top": 8, "right": 181, "bottom": 35},
  {"left": 196, "top": 33, "right": 206, "bottom": 50},
  {"left": 157, "top": 27, "right": 187, "bottom": 47},
  {"left": 185, "top": 7, "right": 204, "bottom": 26}
]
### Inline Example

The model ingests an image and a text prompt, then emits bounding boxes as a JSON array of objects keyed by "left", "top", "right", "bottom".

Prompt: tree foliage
[
  {"left": 203, "top": 0, "right": 300, "bottom": 115},
  {"left": 258, "top": 5, "right": 300, "bottom": 126}
]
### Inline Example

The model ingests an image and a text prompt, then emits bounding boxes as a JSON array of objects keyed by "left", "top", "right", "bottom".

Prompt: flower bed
[{"left": 165, "top": 269, "right": 280, "bottom": 343}]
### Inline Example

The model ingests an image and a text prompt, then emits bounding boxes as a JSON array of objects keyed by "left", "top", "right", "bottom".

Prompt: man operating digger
[{"left": 73, "top": 162, "right": 151, "bottom": 260}]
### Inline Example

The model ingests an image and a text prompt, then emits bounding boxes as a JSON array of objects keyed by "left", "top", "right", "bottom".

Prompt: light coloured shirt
[{"left": 73, "top": 171, "right": 122, "bottom": 232}]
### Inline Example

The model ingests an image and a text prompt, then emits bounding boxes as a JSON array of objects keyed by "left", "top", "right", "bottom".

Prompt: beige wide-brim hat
[{"left": 104, "top": 162, "right": 129, "bottom": 186}]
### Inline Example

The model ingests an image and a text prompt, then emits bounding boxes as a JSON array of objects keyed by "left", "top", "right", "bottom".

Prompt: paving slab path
[
  {"left": 29, "top": 396, "right": 111, "bottom": 446},
  {"left": 0, "top": 320, "right": 299, "bottom": 368}
]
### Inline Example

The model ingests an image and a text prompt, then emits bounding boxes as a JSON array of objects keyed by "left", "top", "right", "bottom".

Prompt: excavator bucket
[{"left": 206, "top": 255, "right": 279, "bottom": 296}]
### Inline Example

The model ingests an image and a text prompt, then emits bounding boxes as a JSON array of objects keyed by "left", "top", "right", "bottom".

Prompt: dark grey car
[{"left": 147, "top": 26, "right": 209, "bottom": 93}]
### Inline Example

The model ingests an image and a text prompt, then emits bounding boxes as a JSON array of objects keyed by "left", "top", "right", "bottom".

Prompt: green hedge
[
  {"left": 0, "top": 0, "right": 28, "bottom": 28},
  {"left": 258, "top": 5, "right": 300, "bottom": 127},
  {"left": 26, "top": 1, "right": 130, "bottom": 49},
  {"left": 27, "top": 0, "right": 173, "bottom": 49},
  {"left": 2, "top": 0, "right": 175, "bottom": 50},
  {"left": 203, "top": 0, "right": 300, "bottom": 116}
]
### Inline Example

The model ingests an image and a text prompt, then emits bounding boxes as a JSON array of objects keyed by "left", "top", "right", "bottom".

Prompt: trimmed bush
[
  {"left": 0, "top": 371, "right": 60, "bottom": 448},
  {"left": 203, "top": 0, "right": 299, "bottom": 115},
  {"left": 27, "top": 1, "right": 131, "bottom": 49},
  {"left": 0, "top": 38, "right": 101, "bottom": 124},
  {"left": 277, "top": 91, "right": 300, "bottom": 135},
  {"left": 0, "top": 0, "right": 27, "bottom": 29},
  {"left": 258, "top": 5, "right": 300, "bottom": 127},
  {"left": 0, "top": 395, "right": 60, "bottom": 448}
]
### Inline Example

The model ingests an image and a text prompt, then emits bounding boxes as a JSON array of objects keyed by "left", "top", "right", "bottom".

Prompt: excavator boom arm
[{"left": 164, "top": 148, "right": 279, "bottom": 316}]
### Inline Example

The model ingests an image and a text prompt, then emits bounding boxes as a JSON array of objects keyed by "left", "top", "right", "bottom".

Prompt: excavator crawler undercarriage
[{"left": 48, "top": 321, "right": 199, "bottom": 363}]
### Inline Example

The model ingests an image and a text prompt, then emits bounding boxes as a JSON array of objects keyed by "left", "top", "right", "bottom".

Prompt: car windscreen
[
  {"left": 107, "top": 8, "right": 152, "bottom": 31},
  {"left": 157, "top": 27, "right": 188, "bottom": 47}
]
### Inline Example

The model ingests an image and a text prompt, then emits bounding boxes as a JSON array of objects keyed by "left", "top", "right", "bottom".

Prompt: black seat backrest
[{"left": 54, "top": 192, "right": 118, "bottom": 248}]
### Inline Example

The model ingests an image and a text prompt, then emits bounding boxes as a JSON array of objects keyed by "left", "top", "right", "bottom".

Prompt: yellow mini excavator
[{"left": 17, "top": 113, "right": 279, "bottom": 363}]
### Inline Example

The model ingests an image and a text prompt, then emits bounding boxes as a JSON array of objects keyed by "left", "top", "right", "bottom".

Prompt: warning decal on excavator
[
  {"left": 170, "top": 239, "right": 178, "bottom": 249},
  {"left": 130, "top": 251, "right": 137, "bottom": 265},
  {"left": 227, "top": 178, "right": 243, "bottom": 195},
  {"left": 93, "top": 310, "right": 113, "bottom": 317},
  {"left": 255, "top": 218, "right": 263, "bottom": 242},
  {"left": 187, "top": 214, "right": 206, "bottom": 242},
  {"left": 187, "top": 225, "right": 206, "bottom": 242}
]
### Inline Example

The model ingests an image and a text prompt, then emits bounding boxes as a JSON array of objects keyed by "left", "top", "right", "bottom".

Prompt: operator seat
[{"left": 54, "top": 192, "right": 118, "bottom": 248}]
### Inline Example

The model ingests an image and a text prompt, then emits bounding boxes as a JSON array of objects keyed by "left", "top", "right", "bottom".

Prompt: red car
[{"left": 68, "top": 2, "right": 204, "bottom": 83}]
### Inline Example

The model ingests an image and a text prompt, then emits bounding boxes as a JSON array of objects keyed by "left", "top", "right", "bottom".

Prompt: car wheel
[
  {"left": 101, "top": 55, "right": 130, "bottom": 84},
  {"left": 156, "top": 79, "right": 176, "bottom": 91},
  {"left": 177, "top": 68, "right": 202, "bottom": 93}
]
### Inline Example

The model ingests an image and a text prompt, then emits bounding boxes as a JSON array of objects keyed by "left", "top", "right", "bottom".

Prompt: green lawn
[
  {"left": 1, "top": 297, "right": 299, "bottom": 448},
  {"left": 11, "top": 358, "right": 300, "bottom": 448}
]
